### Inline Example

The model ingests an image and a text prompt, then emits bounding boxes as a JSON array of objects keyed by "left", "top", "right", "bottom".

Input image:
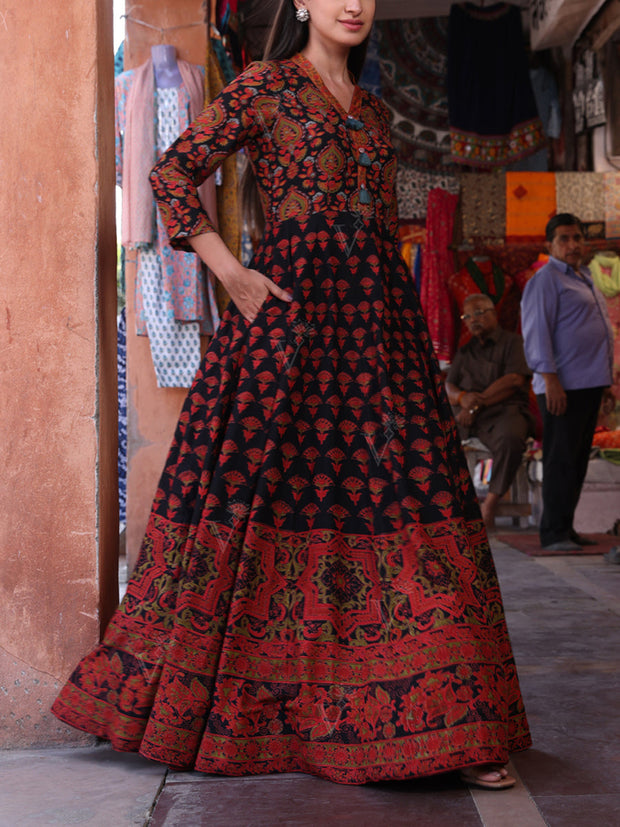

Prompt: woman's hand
[
  {"left": 220, "top": 266, "right": 293, "bottom": 322},
  {"left": 188, "top": 231, "right": 292, "bottom": 322}
]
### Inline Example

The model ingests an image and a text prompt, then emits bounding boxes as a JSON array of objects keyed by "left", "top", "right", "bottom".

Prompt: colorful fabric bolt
[{"left": 505, "top": 172, "right": 557, "bottom": 241}]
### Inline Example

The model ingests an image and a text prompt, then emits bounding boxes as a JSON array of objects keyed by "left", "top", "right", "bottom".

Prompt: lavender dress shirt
[{"left": 520, "top": 255, "right": 614, "bottom": 395}]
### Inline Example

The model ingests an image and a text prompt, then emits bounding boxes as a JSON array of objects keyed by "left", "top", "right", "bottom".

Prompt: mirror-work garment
[
  {"left": 53, "top": 55, "right": 531, "bottom": 784},
  {"left": 447, "top": 3, "right": 545, "bottom": 168}
]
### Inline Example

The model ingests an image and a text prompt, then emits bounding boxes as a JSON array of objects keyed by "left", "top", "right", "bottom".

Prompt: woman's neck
[{"left": 301, "top": 42, "right": 352, "bottom": 87}]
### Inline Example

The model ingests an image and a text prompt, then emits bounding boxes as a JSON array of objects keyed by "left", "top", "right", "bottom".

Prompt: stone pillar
[{"left": 0, "top": 0, "right": 118, "bottom": 747}]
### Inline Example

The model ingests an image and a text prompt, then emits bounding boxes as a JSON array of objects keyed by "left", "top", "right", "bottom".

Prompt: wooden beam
[{"left": 588, "top": 0, "right": 620, "bottom": 49}]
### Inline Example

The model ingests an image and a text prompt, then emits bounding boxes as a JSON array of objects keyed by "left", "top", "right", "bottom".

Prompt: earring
[{"left": 296, "top": 7, "right": 310, "bottom": 23}]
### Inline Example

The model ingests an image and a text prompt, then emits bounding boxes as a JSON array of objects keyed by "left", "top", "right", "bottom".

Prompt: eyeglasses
[{"left": 460, "top": 308, "right": 494, "bottom": 322}]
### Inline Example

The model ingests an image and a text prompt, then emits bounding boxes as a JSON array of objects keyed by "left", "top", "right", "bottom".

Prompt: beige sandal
[{"left": 460, "top": 765, "right": 516, "bottom": 790}]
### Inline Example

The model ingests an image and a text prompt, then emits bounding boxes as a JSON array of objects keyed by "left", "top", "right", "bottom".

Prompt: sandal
[{"left": 459, "top": 765, "right": 516, "bottom": 790}]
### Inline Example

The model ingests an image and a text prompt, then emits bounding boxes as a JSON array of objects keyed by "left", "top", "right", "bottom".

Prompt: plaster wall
[{"left": 0, "top": 0, "right": 118, "bottom": 747}]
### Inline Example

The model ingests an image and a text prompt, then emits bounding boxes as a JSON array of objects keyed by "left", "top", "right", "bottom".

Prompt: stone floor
[{"left": 1, "top": 537, "right": 619, "bottom": 827}]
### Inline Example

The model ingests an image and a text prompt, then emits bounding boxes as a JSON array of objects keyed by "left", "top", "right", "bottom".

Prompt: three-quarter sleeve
[
  {"left": 375, "top": 99, "right": 399, "bottom": 239},
  {"left": 150, "top": 61, "right": 272, "bottom": 251}
]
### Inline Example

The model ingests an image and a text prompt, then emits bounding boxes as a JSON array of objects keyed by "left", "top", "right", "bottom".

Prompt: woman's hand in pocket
[
  {"left": 187, "top": 231, "right": 293, "bottom": 323},
  {"left": 221, "top": 265, "right": 293, "bottom": 322}
]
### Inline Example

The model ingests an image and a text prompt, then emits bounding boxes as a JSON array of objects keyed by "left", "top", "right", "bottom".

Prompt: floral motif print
[{"left": 52, "top": 54, "right": 530, "bottom": 784}]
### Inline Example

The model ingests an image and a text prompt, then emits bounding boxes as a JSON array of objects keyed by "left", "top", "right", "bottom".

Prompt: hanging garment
[
  {"left": 377, "top": 17, "right": 452, "bottom": 171},
  {"left": 529, "top": 66, "right": 562, "bottom": 139},
  {"left": 447, "top": 3, "right": 545, "bottom": 168},
  {"left": 590, "top": 253, "right": 620, "bottom": 298},
  {"left": 114, "top": 42, "right": 125, "bottom": 78},
  {"left": 414, "top": 243, "right": 423, "bottom": 294},
  {"left": 53, "top": 54, "right": 531, "bottom": 784},
  {"left": 117, "top": 308, "right": 127, "bottom": 524},
  {"left": 396, "top": 166, "right": 459, "bottom": 221},
  {"left": 359, "top": 24, "right": 382, "bottom": 98},
  {"left": 115, "top": 65, "right": 217, "bottom": 387},
  {"left": 420, "top": 188, "right": 459, "bottom": 361},
  {"left": 137, "top": 88, "right": 203, "bottom": 387},
  {"left": 459, "top": 172, "right": 506, "bottom": 240},
  {"left": 118, "top": 58, "right": 208, "bottom": 248},
  {"left": 604, "top": 172, "right": 620, "bottom": 239},
  {"left": 513, "top": 253, "right": 549, "bottom": 294},
  {"left": 555, "top": 173, "right": 605, "bottom": 222}
]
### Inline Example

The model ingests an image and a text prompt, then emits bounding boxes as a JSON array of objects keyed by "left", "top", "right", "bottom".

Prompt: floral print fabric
[{"left": 53, "top": 55, "right": 530, "bottom": 783}]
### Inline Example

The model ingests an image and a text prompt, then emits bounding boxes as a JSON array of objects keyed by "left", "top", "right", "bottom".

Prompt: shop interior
[{"left": 115, "top": 0, "right": 620, "bottom": 577}]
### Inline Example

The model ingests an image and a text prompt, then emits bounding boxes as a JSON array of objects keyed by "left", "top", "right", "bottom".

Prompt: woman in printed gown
[{"left": 52, "top": 0, "right": 531, "bottom": 789}]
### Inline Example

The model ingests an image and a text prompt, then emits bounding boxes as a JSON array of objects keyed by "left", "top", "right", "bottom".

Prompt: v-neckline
[{"left": 292, "top": 52, "right": 361, "bottom": 120}]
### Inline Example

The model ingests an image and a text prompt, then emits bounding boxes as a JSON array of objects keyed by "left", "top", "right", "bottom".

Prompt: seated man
[{"left": 446, "top": 293, "right": 536, "bottom": 529}]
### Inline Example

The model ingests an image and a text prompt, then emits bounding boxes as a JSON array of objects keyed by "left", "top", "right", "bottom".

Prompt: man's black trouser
[{"left": 537, "top": 387, "right": 604, "bottom": 547}]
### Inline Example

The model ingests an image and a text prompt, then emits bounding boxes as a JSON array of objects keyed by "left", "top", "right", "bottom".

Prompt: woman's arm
[
  {"left": 150, "top": 61, "right": 292, "bottom": 320},
  {"left": 188, "top": 231, "right": 291, "bottom": 322}
]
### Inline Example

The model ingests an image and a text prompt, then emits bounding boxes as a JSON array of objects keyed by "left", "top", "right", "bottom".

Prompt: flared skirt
[{"left": 52, "top": 217, "right": 531, "bottom": 783}]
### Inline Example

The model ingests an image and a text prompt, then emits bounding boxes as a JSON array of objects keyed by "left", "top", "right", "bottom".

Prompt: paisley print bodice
[{"left": 151, "top": 54, "right": 399, "bottom": 250}]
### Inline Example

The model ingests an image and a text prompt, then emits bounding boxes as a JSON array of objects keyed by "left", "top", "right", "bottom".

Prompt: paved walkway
[{"left": 1, "top": 539, "right": 619, "bottom": 826}]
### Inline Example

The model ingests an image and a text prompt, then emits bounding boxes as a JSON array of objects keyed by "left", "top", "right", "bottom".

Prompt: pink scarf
[{"left": 121, "top": 58, "right": 216, "bottom": 247}]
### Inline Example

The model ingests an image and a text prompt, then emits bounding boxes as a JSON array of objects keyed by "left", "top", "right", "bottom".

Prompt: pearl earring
[{"left": 296, "top": 7, "right": 310, "bottom": 23}]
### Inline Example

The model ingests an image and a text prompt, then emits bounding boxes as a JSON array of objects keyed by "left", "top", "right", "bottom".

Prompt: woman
[{"left": 53, "top": 0, "right": 530, "bottom": 789}]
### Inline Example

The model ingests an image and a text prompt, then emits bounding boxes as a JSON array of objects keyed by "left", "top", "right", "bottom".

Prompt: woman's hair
[
  {"left": 263, "top": 1, "right": 369, "bottom": 78},
  {"left": 241, "top": 0, "right": 371, "bottom": 243}
]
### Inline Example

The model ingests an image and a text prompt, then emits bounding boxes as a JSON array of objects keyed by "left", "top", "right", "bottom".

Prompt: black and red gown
[{"left": 52, "top": 54, "right": 531, "bottom": 783}]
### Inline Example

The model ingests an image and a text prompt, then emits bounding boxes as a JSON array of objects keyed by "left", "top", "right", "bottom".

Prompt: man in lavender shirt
[{"left": 521, "top": 214, "right": 614, "bottom": 551}]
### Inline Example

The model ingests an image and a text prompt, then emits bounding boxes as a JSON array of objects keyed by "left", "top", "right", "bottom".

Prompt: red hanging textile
[{"left": 420, "top": 188, "right": 458, "bottom": 361}]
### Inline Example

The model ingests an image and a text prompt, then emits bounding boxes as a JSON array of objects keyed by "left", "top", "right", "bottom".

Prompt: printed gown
[{"left": 52, "top": 54, "right": 531, "bottom": 783}]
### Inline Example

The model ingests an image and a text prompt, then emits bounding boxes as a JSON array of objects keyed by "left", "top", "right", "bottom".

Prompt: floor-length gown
[{"left": 52, "top": 54, "right": 531, "bottom": 784}]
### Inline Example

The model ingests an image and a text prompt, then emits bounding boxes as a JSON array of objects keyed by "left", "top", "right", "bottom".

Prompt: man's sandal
[{"left": 459, "top": 765, "right": 516, "bottom": 790}]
